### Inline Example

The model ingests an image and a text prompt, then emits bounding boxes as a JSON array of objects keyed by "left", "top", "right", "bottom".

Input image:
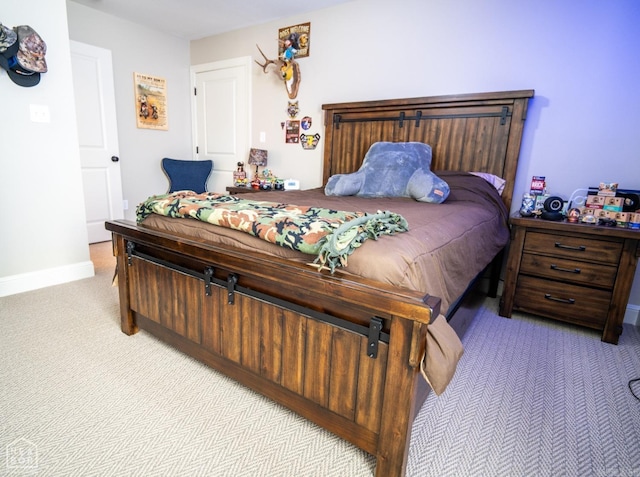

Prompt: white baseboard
[
  {"left": 624, "top": 304, "right": 640, "bottom": 327},
  {"left": 0, "top": 261, "right": 95, "bottom": 297}
]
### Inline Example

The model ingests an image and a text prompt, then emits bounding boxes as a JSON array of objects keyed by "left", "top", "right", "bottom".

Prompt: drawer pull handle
[
  {"left": 554, "top": 242, "right": 586, "bottom": 252},
  {"left": 550, "top": 264, "right": 581, "bottom": 274},
  {"left": 544, "top": 293, "right": 575, "bottom": 305}
]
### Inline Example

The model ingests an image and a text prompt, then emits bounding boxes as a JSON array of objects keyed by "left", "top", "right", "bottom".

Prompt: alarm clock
[{"left": 284, "top": 179, "right": 300, "bottom": 190}]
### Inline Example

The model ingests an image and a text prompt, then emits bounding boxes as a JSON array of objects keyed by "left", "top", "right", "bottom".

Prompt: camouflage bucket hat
[{"left": 14, "top": 25, "right": 47, "bottom": 73}]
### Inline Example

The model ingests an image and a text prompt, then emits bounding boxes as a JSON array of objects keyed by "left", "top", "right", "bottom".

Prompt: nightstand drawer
[
  {"left": 513, "top": 275, "right": 610, "bottom": 328},
  {"left": 523, "top": 231, "right": 622, "bottom": 264},
  {"left": 519, "top": 252, "right": 617, "bottom": 289}
]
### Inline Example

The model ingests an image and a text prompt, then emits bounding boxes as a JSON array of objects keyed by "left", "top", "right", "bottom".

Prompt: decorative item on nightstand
[
  {"left": 519, "top": 193, "right": 535, "bottom": 217},
  {"left": 248, "top": 148, "right": 268, "bottom": 179},
  {"left": 233, "top": 161, "right": 247, "bottom": 187},
  {"left": 540, "top": 195, "right": 565, "bottom": 221}
]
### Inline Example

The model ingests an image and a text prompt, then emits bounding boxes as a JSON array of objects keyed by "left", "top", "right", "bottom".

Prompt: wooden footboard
[
  {"left": 107, "top": 220, "right": 441, "bottom": 477},
  {"left": 104, "top": 90, "right": 534, "bottom": 476}
]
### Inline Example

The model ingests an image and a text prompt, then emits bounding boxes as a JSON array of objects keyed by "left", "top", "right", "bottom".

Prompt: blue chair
[{"left": 161, "top": 158, "right": 213, "bottom": 193}]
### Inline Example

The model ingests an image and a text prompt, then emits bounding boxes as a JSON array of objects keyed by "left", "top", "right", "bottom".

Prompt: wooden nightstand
[{"left": 499, "top": 216, "right": 640, "bottom": 344}]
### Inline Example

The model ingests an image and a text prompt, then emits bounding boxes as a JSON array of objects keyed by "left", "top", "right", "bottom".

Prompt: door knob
[{"left": 111, "top": 156, "right": 119, "bottom": 162}]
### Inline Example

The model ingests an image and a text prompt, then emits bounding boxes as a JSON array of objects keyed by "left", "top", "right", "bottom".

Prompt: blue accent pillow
[
  {"left": 161, "top": 158, "right": 213, "bottom": 194},
  {"left": 325, "top": 142, "right": 449, "bottom": 203}
]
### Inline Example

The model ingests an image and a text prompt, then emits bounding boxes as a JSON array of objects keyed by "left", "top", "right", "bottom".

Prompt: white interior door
[
  {"left": 70, "top": 40, "right": 124, "bottom": 243},
  {"left": 192, "top": 57, "right": 251, "bottom": 193}
]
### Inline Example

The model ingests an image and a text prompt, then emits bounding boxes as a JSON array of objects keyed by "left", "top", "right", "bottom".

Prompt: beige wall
[
  {"left": 3, "top": 0, "right": 639, "bottom": 322},
  {"left": 190, "top": 0, "right": 640, "bottom": 321},
  {"left": 0, "top": 0, "right": 93, "bottom": 296},
  {"left": 190, "top": 0, "right": 640, "bottom": 205},
  {"left": 67, "top": 2, "right": 193, "bottom": 223}
]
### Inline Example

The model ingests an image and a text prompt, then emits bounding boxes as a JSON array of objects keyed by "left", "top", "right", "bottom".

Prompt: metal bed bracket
[
  {"left": 415, "top": 110, "right": 422, "bottom": 127},
  {"left": 204, "top": 267, "right": 214, "bottom": 296},
  {"left": 122, "top": 241, "right": 392, "bottom": 355},
  {"left": 500, "top": 106, "right": 509, "bottom": 125},
  {"left": 227, "top": 274, "right": 238, "bottom": 304},
  {"left": 367, "top": 317, "right": 383, "bottom": 359},
  {"left": 126, "top": 242, "right": 135, "bottom": 265}
]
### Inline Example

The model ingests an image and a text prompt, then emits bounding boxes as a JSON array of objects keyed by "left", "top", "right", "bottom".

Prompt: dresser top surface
[{"left": 510, "top": 216, "right": 640, "bottom": 240}]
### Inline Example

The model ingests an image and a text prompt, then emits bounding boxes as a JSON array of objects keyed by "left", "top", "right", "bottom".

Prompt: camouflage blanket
[{"left": 136, "top": 191, "right": 408, "bottom": 272}]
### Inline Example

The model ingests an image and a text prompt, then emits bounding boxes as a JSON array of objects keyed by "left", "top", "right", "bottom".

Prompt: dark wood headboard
[{"left": 322, "top": 90, "right": 534, "bottom": 211}]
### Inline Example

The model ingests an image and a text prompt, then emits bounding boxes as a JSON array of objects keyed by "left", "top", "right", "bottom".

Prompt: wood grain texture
[
  {"left": 322, "top": 90, "right": 534, "bottom": 212},
  {"left": 108, "top": 90, "right": 536, "bottom": 477},
  {"left": 500, "top": 216, "right": 640, "bottom": 344}
]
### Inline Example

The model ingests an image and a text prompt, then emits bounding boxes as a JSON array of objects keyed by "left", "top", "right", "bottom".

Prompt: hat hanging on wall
[{"left": 0, "top": 23, "right": 47, "bottom": 87}]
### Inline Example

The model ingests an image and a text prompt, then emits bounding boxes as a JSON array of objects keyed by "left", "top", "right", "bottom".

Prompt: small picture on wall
[
  {"left": 134, "top": 72, "right": 168, "bottom": 130},
  {"left": 300, "top": 133, "right": 320, "bottom": 150},
  {"left": 278, "top": 22, "right": 310, "bottom": 59},
  {"left": 285, "top": 120, "right": 300, "bottom": 143}
]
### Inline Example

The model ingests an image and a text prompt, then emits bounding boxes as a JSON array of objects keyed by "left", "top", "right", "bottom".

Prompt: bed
[{"left": 106, "top": 89, "right": 534, "bottom": 477}]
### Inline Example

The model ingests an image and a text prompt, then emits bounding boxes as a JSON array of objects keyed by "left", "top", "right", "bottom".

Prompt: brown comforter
[{"left": 140, "top": 171, "right": 509, "bottom": 314}]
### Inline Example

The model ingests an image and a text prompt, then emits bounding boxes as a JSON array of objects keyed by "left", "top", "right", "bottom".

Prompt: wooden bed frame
[{"left": 106, "top": 89, "right": 533, "bottom": 477}]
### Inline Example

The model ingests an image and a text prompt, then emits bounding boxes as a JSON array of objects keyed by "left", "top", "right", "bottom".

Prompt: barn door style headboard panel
[{"left": 322, "top": 90, "right": 534, "bottom": 211}]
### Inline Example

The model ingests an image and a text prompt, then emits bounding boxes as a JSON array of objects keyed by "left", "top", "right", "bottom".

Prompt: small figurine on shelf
[
  {"left": 519, "top": 193, "right": 535, "bottom": 217},
  {"left": 566, "top": 207, "right": 581, "bottom": 223},
  {"left": 233, "top": 161, "right": 247, "bottom": 186},
  {"left": 258, "top": 168, "right": 276, "bottom": 190}
]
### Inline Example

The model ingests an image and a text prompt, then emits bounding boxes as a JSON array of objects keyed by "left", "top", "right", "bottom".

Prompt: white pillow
[{"left": 469, "top": 172, "right": 506, "bottom": 196}]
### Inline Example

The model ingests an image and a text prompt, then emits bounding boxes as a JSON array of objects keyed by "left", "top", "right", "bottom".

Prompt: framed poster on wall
[
  {"left": 285, "top": 120, "right": 300, "bottom": 143},
  {"left": 134, "top": 72, "right": 168, "bottom": 130},
  {"left": 278, "top": 22, "right": 310, "bottom": 59}
]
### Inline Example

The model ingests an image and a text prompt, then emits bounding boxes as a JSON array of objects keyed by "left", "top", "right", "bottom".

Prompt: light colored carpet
[
  {"left": 0, "top": 241, "right": 638, "bottom": 476},
  {"left": 409, "top": 299, "right": 640, "bottom": 477}
]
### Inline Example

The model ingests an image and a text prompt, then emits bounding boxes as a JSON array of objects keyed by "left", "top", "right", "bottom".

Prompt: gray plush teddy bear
[{"left": 324, "top": 141, "right": 450, "bottom": 203}]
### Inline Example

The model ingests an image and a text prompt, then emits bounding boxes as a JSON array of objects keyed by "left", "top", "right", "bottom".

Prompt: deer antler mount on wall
[{"left": 255, "top": 44, "right": 301, "bottom": 100}]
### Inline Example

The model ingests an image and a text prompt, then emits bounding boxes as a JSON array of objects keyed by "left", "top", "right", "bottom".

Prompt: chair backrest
[{"left": 161, "top": 158, "right": 213, "bottom": 194}]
